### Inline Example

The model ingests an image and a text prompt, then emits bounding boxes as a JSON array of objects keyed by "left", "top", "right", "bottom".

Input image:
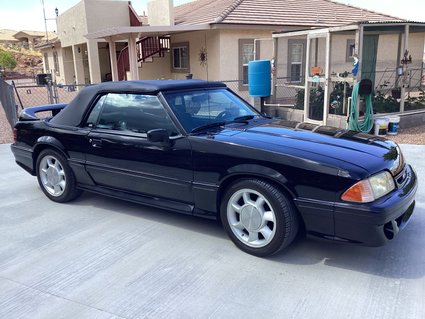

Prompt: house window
[
  {"left": 171, "top": 42, "right": 189, "bottom": 73},
  {"left": 44, "top": 52, "right": 50, "bottom": 73},
  {"left": 346, "top": 39, "right": 356, "bottom": 62},
  {"left": 53, "top": 51, "right": 60, "bottom": 75},
  {"left": 238, "top": 39, "right": 256, "bottom": 90},
  {"left": 289, "top": 42, "right": 303, "bottom": 82}
]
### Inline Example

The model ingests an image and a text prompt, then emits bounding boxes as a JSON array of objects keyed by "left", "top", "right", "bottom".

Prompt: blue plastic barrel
[{"left": 248, "top": 60, "right": 271, "bottom": 97}]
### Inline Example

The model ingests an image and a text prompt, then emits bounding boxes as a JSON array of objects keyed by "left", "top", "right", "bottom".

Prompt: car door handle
[{"left": 90, "top": 138, "right": 102, "bottom": 148}]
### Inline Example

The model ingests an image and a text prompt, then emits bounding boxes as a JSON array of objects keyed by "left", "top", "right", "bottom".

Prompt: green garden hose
[{"left": 348, "top": 82, "right": 374, "bottom": 133}]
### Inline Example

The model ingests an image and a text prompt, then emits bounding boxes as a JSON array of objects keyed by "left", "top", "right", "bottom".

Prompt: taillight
[{"left": 13, "top": 129, "right": 17, "bottom": 142}]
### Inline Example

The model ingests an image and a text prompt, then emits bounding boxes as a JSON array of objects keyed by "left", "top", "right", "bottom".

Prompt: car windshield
[{"left": 162, "top": 88, "right": 260, "bottom": 133}]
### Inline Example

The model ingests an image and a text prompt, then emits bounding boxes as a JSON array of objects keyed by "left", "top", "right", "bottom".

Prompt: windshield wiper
[
  {"left": 232, "top": 115, "right": 256, "bottom": 122},
  {"left": 190, "top": 121, "right": 226, "bottom": 134}
]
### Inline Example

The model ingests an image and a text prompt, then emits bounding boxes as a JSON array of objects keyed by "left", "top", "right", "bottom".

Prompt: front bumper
[{"left": 332, "top": 164, "right": 418, "bottom": 246}]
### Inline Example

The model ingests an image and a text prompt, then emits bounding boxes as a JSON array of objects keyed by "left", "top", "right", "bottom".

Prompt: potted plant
[{"left": 391, "top": 88, "right": 401, "bottom": 99}]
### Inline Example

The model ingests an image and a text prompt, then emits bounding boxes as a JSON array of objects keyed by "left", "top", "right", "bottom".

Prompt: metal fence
[
  {"left": 12, "top": 79, "right": 250, "bottom": 109},
  {"left": 13, "top": 82, "right": 87, "bottom": 109},
  {"left": 271, "top": 70, "right": 425, "bottom": 116},
  {"left": 0, "top": 78, "right": 18, "bottom": 129},
  {"left": 220, "top": 80, "right": 251, "bottom": 101}
]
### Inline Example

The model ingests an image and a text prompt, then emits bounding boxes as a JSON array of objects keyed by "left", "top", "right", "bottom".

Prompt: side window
[
  {"left": 44, "top": 52, "right": 50, "bottom": 72},
  {"left": 53, "top": 51, "right": 60, "bottom": 75},
  {"left": 287, "top": 40, "right": 306, "bottom": 83},
  {"left": 86, "top": 95, "right": 106, "bottom": 127},
  {"left": 238, "top": 39, "right": 255, "bottom": 90},
  {"left": 346, "top": 39, "right": 356, "bottom": 62},
  {"left": 171, "top": 42, "right": 190, "bottom": 73},
  {"left": 94, "top": 93, "right": 178, "bottom": 136}
]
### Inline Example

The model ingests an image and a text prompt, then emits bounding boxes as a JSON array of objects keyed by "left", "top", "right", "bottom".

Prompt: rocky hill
[{"left": 0, "top": 46, "right": 43, "bottom": 79}]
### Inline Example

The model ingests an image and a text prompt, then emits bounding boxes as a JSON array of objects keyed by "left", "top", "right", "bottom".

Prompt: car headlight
[{"left": 341, "top": 171, "right": 395, "bottom": 203}]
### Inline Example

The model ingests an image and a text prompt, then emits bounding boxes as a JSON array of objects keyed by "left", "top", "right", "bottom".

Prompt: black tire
[
  {"left": 220, "top": 179, "right": 298, "bottom": 257},
  {"left": 36, "top": 149, "right": 82, "bottom": 203}
]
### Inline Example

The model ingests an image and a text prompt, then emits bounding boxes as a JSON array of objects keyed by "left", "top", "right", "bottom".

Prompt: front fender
[{"left": 220, "top": 164, "right": 294, "bottom": 198}]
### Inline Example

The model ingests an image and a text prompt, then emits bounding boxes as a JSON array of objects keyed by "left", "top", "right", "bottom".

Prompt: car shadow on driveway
[
  {"left": 69, "top": 191, "right": 226, "bottom": 239},
  {"left": 269, "top": 210, "right": 425, "bottom": 280},
  {"left": 69, "top": 191, "right": 425, "bottom": 280}
]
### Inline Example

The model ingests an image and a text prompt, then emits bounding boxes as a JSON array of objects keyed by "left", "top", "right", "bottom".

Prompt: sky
[{"left": 0, "top": 0, "right": 424, "bottom": 32}]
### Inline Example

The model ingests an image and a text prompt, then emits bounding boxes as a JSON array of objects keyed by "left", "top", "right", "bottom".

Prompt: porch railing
[
  {"left": 137, "top": 36, "right": 170, "bottom": 62},
  {"left": 117, "top": 36, "right": 171, "bottom": 80}
]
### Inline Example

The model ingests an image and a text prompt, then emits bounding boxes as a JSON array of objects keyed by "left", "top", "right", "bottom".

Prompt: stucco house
[
  {"left": 39, "top": 0, "right": 399, "bottom": 97},
  {"left": 0, "top": 29, "right": 56, "bottom": 50},
  {"left": 0, "top": 30, "right": 20, "bottom": 47}
]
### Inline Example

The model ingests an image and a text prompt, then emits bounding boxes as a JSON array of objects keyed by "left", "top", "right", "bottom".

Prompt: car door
[{"left": 84, "top": 92, "right": 193, "bottom": 205}]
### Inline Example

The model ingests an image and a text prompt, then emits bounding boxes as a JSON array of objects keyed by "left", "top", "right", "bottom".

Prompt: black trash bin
[{"left": 36, "top": 73, "right": 52, "bottom": 86}]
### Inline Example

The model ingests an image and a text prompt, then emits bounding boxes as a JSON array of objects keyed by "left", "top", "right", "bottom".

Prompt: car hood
[{"left": 212, "top": 119, "right": 402, "bottom": 177}]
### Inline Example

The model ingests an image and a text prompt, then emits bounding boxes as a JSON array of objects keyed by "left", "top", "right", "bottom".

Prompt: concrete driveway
[{"left": 0, "top": 143, "right": 424, "bottom": 319}]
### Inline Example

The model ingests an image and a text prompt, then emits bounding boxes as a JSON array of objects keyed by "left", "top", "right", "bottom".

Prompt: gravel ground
[
  {"left": 0, "top": 105, "right": 424, "bottom": 145},
  {"left": 0, "top": 103, "right": 13, "bottom": 144},
  {"left": 387, "top": 125, "right": 425, "bottom": 145}
]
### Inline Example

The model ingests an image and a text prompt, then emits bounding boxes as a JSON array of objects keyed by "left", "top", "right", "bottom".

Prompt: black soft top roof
[{"left": 50, "top": 80, "right": 227, "bottom": 127}]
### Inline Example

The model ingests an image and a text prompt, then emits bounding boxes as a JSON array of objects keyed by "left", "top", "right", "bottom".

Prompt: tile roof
[
  {"left": 0, "top": 29, "right": 20, "bottom": 42},
  {"left": 1, "top": 29, "right": 57, "bottom": 43},
  {"left": 174, "top": 0, "right": 401, "bottom": 27},
  {"left": 13, "top": 31, "right": 57, "bottom": 40}
]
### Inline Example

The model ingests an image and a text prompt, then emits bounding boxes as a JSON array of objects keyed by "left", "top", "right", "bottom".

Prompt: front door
[{"left": 83, "top": 93, "right": 193, "bottom": 204}]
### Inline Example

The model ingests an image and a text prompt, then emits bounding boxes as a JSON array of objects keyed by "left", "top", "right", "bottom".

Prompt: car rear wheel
[
  {"left": 221, "top": 179, "right": 298, "bottom": 257},
  {"left": 36, "top": 149, "right": 81, "bottom": 203}
]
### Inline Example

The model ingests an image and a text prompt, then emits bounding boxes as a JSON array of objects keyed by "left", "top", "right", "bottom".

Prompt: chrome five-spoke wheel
[
  {"left": 36, "top": 149, "right": 81, "bottom": 203},
  {"left": 39, "top": 155, "right": 67, "bottom": 197},
  {"left": 227, "top": 188, "right": 276, "bottom": 248},
  {"left": 221, "top": 179, "right": 299, "bottom": 257}
]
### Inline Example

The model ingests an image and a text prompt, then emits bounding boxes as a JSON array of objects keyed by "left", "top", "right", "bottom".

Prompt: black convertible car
[{"left": 11, "top": 80, "right": 417, "bottom": 256}]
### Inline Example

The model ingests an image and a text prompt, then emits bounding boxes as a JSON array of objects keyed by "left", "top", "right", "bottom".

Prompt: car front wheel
[
  {"left": 36, "top": 149, "right": 81, "bottom": 203},
  {"left": 221, "top": 179, "right": 298, "bottom": 257}
]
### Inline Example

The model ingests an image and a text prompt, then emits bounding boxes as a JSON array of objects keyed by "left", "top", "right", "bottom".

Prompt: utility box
[{"left": 36, "top": 73, "right": 52, "bottom": 86}]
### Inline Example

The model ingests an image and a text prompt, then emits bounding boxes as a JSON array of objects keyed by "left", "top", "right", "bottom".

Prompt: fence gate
[
  {"left": 0, "top": 78, "right": 18, "bottom": 129},
  {"left": 13, "top": 82, "right": 82, "bottom": 110}
]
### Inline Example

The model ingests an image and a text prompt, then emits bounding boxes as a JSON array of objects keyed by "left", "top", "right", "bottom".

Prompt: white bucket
[
  {"left": 374, "top": 117, "right": 389, "bottom": 136},
  {"left": 387, "top": 115, "right": 401, "bottom": 135}
]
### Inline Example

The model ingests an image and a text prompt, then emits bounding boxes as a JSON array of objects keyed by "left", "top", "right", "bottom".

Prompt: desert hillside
[{"left": 0, "top": 46, "right": 43, "bottom": 79}]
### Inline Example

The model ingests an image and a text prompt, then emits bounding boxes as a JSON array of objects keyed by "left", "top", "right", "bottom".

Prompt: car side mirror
[
  {"left": 147, "top": 129, "right": 171, "bottom": 145},
  {"left": 260, "top": 111, "right": 271, "bottom": 118}
]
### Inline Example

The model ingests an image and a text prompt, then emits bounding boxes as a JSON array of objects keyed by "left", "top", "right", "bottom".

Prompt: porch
[{"left": 264, "top": 22, "right": 425, "bottom": 129}]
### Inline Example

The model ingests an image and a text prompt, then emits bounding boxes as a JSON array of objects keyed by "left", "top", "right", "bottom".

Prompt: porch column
[
  {"left": 72, "top": 44, "right": 85, "bottom": 85},
  {"left": 272, "top": 37, "right": 278, "bottom": 100},
  {"left": 400, "top": 24, "right": 409, "bottom": 113},
  {"left": 356, "top": 26, "right": 364, "bottom": 81},
  {"left": 107, "top": 37, "right": 119, "bottom": 81},
  {"left": 303, "top": 35, "right": 311, "bottom": 123},
  {"left": 323, "top": 32, "right": 331, "bottom": 126},
  {"left": 87, "top": 39, "right": 102, "bottom": 84},
  {"left": 127, "top": 34, "right": 139, "bottom": 80}
]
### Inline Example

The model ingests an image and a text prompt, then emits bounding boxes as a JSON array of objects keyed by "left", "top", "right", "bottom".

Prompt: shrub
[{"left": 0, "top": 51, "right": 17, "bottom": 75}]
